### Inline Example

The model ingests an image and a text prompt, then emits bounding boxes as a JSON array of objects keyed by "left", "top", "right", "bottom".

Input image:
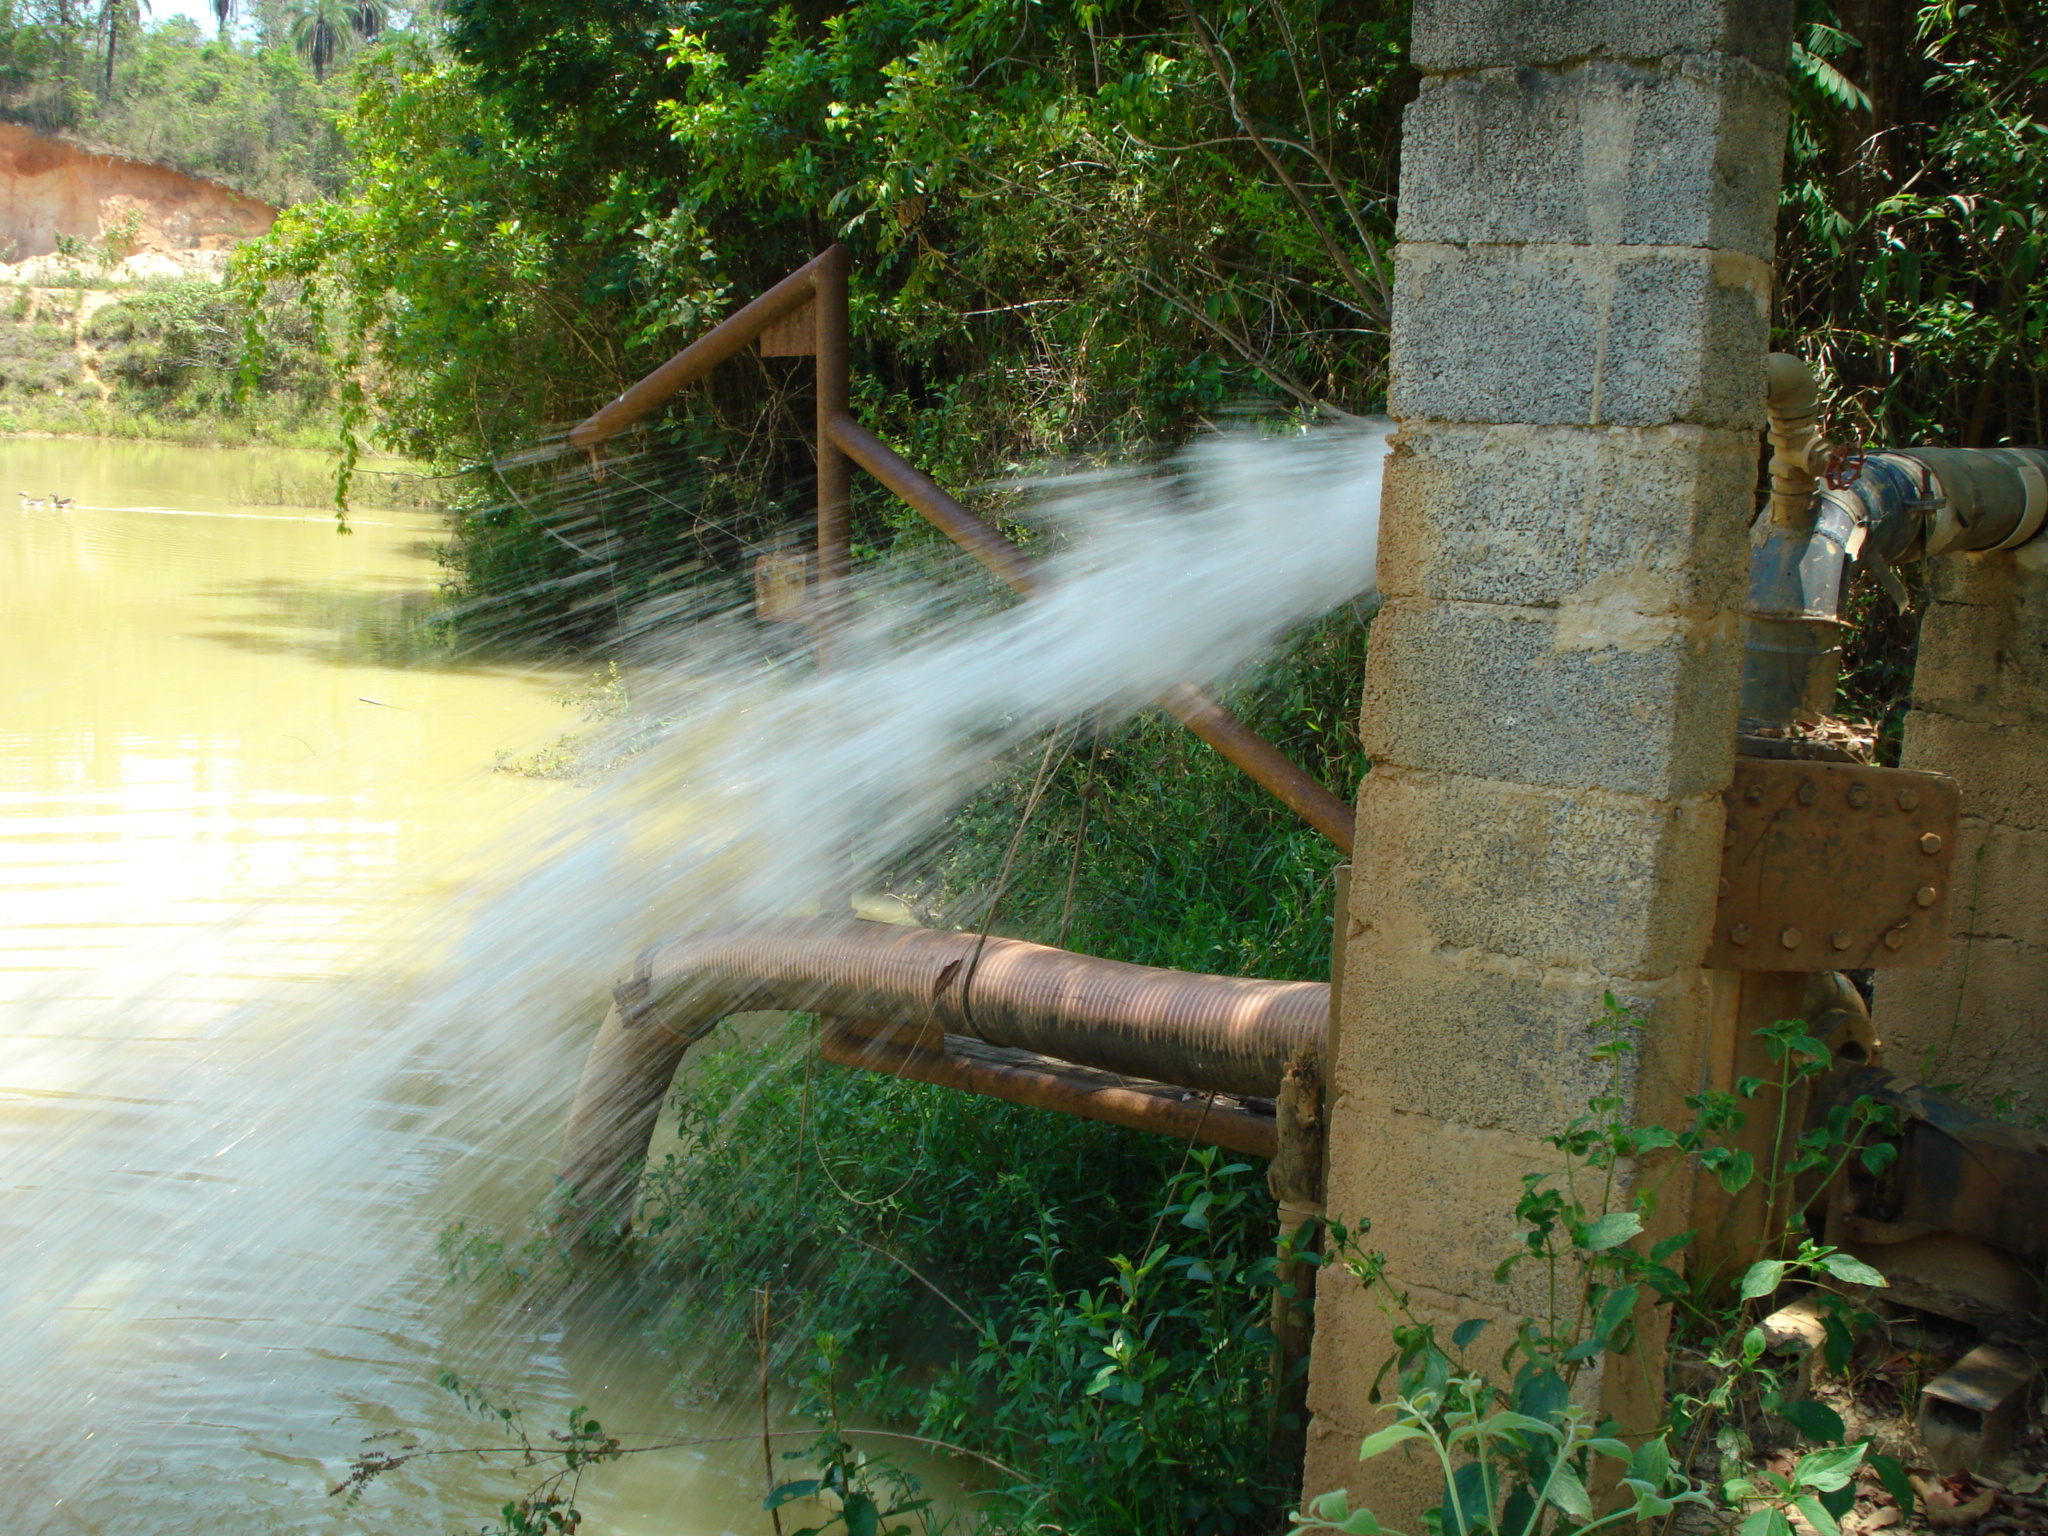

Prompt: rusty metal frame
[
  {"left": 820, "top": 1017, "right": 1278, "bottom": 1156},
  {"left": 568, "top": 244, "right": 1354, "bottom": 854}
]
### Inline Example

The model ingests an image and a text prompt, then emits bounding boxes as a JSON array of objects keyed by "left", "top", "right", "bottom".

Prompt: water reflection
[{"left": 0, "top": 440, "right": 782, "bottom": 1532}]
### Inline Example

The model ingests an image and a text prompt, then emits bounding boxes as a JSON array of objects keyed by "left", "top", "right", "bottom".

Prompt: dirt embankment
[{"left": 0, "top": 123, "right": 275, "bottom": 268}]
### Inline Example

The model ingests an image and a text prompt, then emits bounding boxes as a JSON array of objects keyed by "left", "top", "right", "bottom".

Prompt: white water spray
[{"left": 0, "top": 424, "right": 1386, "bottom": 1531}]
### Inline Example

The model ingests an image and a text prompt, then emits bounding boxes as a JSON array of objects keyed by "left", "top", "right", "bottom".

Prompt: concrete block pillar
[
  {"left": 1873, "top": 547, "right": 2048, "bottom": 1115},
  {"left": 1304, "top": 1, "right": 1793, "bottom": 1517}
]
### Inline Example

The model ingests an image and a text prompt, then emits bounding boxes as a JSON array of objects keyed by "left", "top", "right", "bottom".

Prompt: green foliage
[
  {"left": 632, "top": 1013, "right": 1228, "bottom": 1382},
  {"left": 0, "top": 10, "right": 361, "bottom": 206},
  {"left": 241, "top": 0, "right": 1411, "bottom": 631},
  {"left": 772, "top": 1334, "right": 939, "bottom": 1536},
  {"left": 1779, "top": 2, "right": 2048, "bottom": 450},
  {"left": 0, "top": 276, "right": 338, "bottom": 444},
  {"left": 1297, "top": 1003, "right": 1913, "bottom": 1536},
  {"left": 1777, "top": 2, "right": 2048, "bottom": 751},
  {"left": 921, "top": 1150, "right": 1291, "bottom": 1532},
  {"left": 286, "top": 0, "right": 386, "bottom": 84},
  {"left": 89, "top": 277, "right": 331, "bottom": 426},
  {"left": 635, "top": 1015, "right": 1291, "bottom": 1529}
]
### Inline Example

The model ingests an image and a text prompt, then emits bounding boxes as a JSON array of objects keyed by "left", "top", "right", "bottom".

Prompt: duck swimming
[
  {"left": 51, "top": 493, "right": 73, "bottom": 509},
  {"left": 18, "top": 492, "right": 43, "bottom": 508}
]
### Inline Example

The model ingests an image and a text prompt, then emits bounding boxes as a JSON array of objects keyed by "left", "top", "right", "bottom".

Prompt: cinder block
[
  {"left": 1908, "top": 561, "right": 2048, "bottom": 728},
  {"left": 1410, "top": 0, "right": 1795, "bottom": 73},
  {"left": 1897, "top": 711, "right": 2048, "bottom": 830},
  {"left": 1334, "top": 937, "right": 1711, "bottom": 1146},
  {"left": 1350, "top": 765, "right": 1724, "bottom": 977},
  {"left": 1322, "top": 1102, "right": 1570, "bottom": 1313},
  {"left": 1872, "top": 936, "right": 2048, "bottom": 1120},
  {"left": 1358, "top": 597, "right": 1741, "bottom": 799},
  {"left": 1400, "top": 57, "right": 1787, "bottom": 258},
  {"left": 1940, "top": 817, "right": 2048, "bottom": 953},
  {"left": 1389, "top": 244, "right": 1771, "bottom": 430},
  {"left": 1374, "top": 421, "right": 1755, "bottom": 609}
]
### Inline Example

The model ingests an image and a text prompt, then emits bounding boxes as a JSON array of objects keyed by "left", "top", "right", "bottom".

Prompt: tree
[
  {"left": 97, "top": 0, "right": 144, "bottom": 98},
  {"left": 286, "top": 0, "right": 382, "bottom": 80}
]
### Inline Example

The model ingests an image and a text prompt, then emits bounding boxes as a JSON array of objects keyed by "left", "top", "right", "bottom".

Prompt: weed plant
[{"left": 432, "top": 1019, "right": 1295, "bottom": 1535}]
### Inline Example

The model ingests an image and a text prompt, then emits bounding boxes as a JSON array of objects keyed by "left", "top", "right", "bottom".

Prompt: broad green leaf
[
  {"left": 1739, "top": 1508, "right": 1793, "bottom": 1536},
  {"left": 1651, "top": 1229, "right": 1698, "bottom": 1262},
  {"left": 1818, "top": 1251, "right": 1888, "bottom": 1288},
  {"left": 1359, "top": 1423, "right": 1430, "bottom": 1459},
  {"left": 766, "top": 1480, "right": 822, "bottom": 1509},
  {"left": 844, "top": 1491, "right": 881, "bottom": 1536},
  {"left": 1793, "top": 1444, "right": 1866, "bottom": 1493},
  {"left": 1451, "top": 1318, "right": 1488, "bottom": 1351},
  {"left": 1594, "top": 1283, "right": 1640, "bottom": 1341},
  {"left": 1739, "top": 1259, "right": 1788, "bottom": 1300},
  {"left": 1717, "top": 1149, "right": 1757, "bottom": 1193},
  {"left": 1868, "top": 1452, "right": 1916, "bottom": 1515},
  {"left": 1339, "top": 1512, "right": 1394, "bottom": 1535},
  {"left": 1775, "top": 1398, "right": 1846, "bottom": 1445},
  {"left": 1309, "top": 1490, "right": 1352, "bottom": 1520},
  {"left": 1629, "top": 1437, "right": 1673, "bottom": 1488},
  {"left": 1481, "top": 1411, "right": 1564, "bottom": 1441},
  {"left": 1544, "top": 1464, "right": 1593, "bottom": 1520},
  {"left": 1446, "top": 1461, "right": 1496, "bottom": 1536},
  {"left": 1795, "top": 1495, "right": 1842, "bottom": 1536},
  {"left": 1580, "top": 1212, "right": 1643, "bottom": 1251}
]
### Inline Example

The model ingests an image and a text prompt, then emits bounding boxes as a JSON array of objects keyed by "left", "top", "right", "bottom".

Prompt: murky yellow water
[{"left": 0, "top": 441, "right": 827, "bottom": 1532}]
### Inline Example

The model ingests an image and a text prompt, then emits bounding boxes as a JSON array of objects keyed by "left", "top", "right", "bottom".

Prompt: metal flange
[{"left": 1710, "top": 757, "right": 1960, "bottom": 971}]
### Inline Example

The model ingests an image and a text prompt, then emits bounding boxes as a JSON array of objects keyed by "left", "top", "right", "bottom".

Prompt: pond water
[{"left": 0, "top": 440, "right": 815, "bottom": 1533}]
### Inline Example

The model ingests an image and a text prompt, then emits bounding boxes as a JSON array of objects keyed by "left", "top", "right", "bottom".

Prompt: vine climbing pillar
[{"left": 1305, "top": 0, "right": 1794, "bottom": 1518}]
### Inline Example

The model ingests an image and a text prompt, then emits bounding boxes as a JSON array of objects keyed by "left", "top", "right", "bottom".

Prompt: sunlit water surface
[
  {"left": 0, "top": 424, "right": 1391, "bottom": 1534},
  {"left": 0, "top": 440, "right": 798, "bottom": 1533}
]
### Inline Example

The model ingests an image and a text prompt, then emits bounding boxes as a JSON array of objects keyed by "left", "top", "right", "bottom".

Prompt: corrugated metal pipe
[
  {"left": 553, "top": 920, "right": 1328, "bottom": 1241},
  {"left": 1741, "top": 354, "right": 2048, "bottom": 733}
]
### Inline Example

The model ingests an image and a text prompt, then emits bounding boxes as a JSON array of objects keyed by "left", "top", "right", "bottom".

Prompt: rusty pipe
[
  {"left": 1765, "top": 351, "right": 1828, "bottom": 530},
  {"left": 554, "top": 920, "right": 1327, "bottom": 1238},
  {"left": 819, "top": 1019, "right": 1279, "bottom": 1156},
  {"left": 628, "top": 921, "right": 1325, "bottom": 1096},
  {"left": 826, "top": 411, "right": 1045, "bottom": 597},
  {"left": 570, "top": 247, "right": 844, "bottom": 450},
  {"left": 568, "top": 250, "right": 1353, "bottom": 852},
  {"left": 1153, "top": 685, "right": 1355, "bottom": 852},
  {"left": 813, "top": 249, "right": 852, "bottom": 659}
]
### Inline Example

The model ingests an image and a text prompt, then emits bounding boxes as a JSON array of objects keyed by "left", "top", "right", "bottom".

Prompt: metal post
[
  {"left": 813, "top": 246, "right": 852, "bottom": 665},
  {"left": 1268, "top": 1046, "right": 1325, "bottom": 1474}
]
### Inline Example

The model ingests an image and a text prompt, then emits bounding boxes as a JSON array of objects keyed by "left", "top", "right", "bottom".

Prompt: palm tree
[
  {"left": 211, "top": 0, "right": 233, "bottom": 36},
  {"left": 97, "top": 0, "right": 147, "bottom": 99},
  {"left": 287, "top": 0, "right": 385, "bottom": 81}
]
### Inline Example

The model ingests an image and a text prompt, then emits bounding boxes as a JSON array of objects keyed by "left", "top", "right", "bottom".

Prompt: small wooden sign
[
  {"left": 753, "top": 549, "right": 812, "bottom": 621},
  {"left": 757, "top": 298, "right": 817, "bottom": 357}
]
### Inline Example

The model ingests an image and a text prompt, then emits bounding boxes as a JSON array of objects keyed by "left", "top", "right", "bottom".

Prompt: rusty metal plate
[{"left": 1710, "top": 758, "right": 1960, "bottom": 971}]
